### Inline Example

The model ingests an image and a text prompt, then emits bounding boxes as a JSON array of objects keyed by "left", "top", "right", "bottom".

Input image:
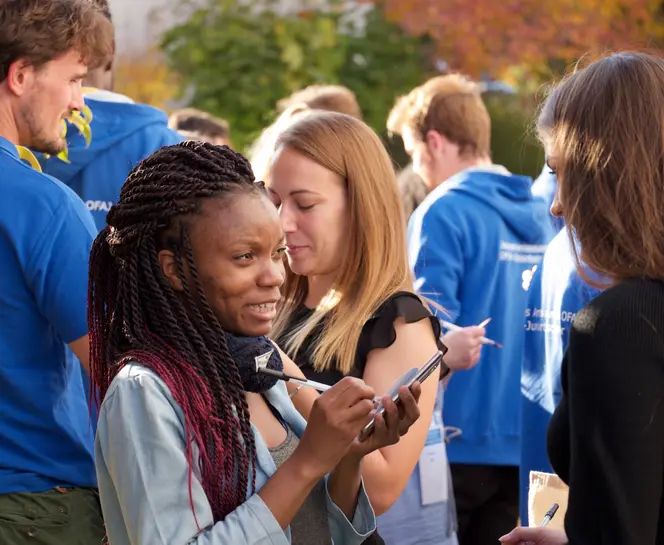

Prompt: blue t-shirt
[{"left": 0, "top": 136, "right": 97, "bottom": 493}]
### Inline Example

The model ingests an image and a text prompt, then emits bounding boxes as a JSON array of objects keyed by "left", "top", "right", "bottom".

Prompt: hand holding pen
[
  {"left": 499, "top": 503, "right": 566, "bottom": 545},
  {"left": 441, "top": 317, "right": 502, "bottom": 348},
  {"left": 258, "top": 367, "right": 332, "bottom": 393},
  {"left": 440, "top": 318, "right": 495, "bottom": 371}
]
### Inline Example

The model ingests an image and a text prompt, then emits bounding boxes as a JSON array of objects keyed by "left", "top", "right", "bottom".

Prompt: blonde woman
[
  {"left": 249, "top": 104, "right": 312, "bottom": 183},
  {"left": 266, "top": 111, "right": 472, "bottom": 545}
]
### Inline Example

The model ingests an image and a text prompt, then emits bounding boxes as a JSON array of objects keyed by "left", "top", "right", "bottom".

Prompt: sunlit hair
[
  {"left": 387, "top": 74, "right": 491, "bottom": 159},
  {"left": 277, "top": 84, "right": 363, "bottom": 120},
  {"left": 248, "top": 104, "right": 313, "bottom": 182},
  {"left": 397, "top": 163, "right": 429, "bottom": 219},
  {"left": 269, "top": 111, "right": 414, "bottom": 375},
  {"left": 537, "top": 51, "right": 664, "bottom": 285},
  {"left": 168, "top": 108, "right": 230, "bottom": 143},
  {"left": 0, "top": 0, "right": 114, "bottom": 81}
]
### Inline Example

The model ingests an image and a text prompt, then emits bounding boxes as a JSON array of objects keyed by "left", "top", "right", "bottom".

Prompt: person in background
[
  {"left": 503, "top": 50, "right": 664, "bottom": 545},
  {"left": 276, "top": 84, "right": 363, "bottom": 120},
  {"left": 91, "top": 141, "right": 420, "bottom": 544},
  {"left": 40, "top": 0, "right": 184, "bottom": 430},
  {"left": 397, "top": 163, "right": 429, "bottom": 220},
  {"left": 388, "top": 73, "right": 553, "bottom": 545},
  {"left": 532, "top": 166, "right": 565, "bottom": 234},
  {"left": 168, "top": 107, "right": 232, "bottom": 147},
  {"left": 39, "top": 0, "right": 184, "bottom": 232},
  {"left": 0, "top": 1, "right": 113, "bottom": 543},
  {"left": 519, "top": 226, "right": 601, "bottom": 525},
  {"left": 277, "top": 84, "right": 429, "bottom": 223},
  {"left": 250, "top": 84, "right": 362, "bottom": 183},
  {"left": 249, "top": 104, "right": 312, "bottom": 182}
]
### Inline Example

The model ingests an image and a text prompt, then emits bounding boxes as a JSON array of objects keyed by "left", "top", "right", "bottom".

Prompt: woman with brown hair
[
  {"left": 266, "top": 111, "right": 476, "bottom": 545},
  {"left": 501, "top": 51, "right": 664, "bottom": 545}
]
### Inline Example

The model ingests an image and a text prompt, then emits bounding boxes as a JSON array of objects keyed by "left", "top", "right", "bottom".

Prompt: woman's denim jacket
[{"left": 95, "top": 364, "right": 376, "bottom": 544}]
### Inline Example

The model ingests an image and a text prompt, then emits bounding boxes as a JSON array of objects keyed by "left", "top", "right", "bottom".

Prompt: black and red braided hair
[{"left": 88, "top": 140, "right": 264, "bottom": 523}]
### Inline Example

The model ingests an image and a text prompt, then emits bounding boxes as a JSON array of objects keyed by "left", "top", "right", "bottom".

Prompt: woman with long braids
[{"left": 90, "top": 141, "right": 422, "bottom": 545}]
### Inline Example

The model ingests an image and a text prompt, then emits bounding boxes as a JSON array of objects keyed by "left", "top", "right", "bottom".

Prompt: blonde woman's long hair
[
  {"left": 269, "top": 111, "right": 414, "bottom": 375},
  {"left": 248, "top": 104, "right": 313, "bottom": 182}
]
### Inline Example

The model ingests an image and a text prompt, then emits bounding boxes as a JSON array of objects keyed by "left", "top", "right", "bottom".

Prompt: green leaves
[
  {"left": 160, "top": 0, "right": 429, "bottom": 152},
  {"left": 159, "top": 0, "right": 543, "bottom": 177},
  {"left": 338, "top": 7, "right": 436, "bottom": 146},
  {"left": 161, "top": 0, "right": 346, "bottom": 150}
]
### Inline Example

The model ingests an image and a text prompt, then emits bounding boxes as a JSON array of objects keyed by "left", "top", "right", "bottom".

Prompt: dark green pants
[{"left": 0, "top": 488, "right": 105, "bottom": 544}]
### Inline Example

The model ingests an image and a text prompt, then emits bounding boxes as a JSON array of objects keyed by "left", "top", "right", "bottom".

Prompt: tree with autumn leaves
[
  {"left": 160, "top": 0, "right": 664, "bottom": 173},
  {"left": 372, "top": 0, "right": 664, "bottom": 85},
  {"left": 160, "top": 0, "right": 544, "bottom": 173}
]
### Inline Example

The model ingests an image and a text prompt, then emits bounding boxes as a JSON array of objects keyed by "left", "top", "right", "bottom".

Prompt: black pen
[
  {"left": 257, "top": 367, "right": 332, "bottom": 393},
  {"left": 539, "top": 503, "right": 559, "bottom": 527}
]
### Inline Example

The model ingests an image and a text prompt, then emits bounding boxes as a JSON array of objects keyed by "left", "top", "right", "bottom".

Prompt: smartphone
[{"left": 358, "top": 350, "right": 444, "bottom": 441}]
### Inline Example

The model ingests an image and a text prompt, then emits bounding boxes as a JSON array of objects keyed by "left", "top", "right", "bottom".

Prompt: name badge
[{"left": 419, "top": 420, "right": 448, "bottom": 506}]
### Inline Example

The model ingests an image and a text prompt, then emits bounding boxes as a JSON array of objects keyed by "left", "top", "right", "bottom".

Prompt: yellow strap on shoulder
[{"left": 16, "top": 146, "right": 42, "bottom": 172}]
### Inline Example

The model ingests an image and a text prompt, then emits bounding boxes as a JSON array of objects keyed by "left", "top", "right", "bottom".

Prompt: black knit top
[{"left": 547, "top": 278, "right": 664, "bottom": 544}]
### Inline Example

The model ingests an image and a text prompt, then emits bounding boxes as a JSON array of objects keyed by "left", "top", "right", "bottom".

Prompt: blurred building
[
  {"left": 109, "top": 0, "right": 368, "bottom": 55},
  {"left": 108, "top": 0, "right": 193, "bottom": 55}
]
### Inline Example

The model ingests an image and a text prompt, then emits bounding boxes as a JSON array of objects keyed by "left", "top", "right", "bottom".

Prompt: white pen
[
  {"left": 441, "top": 320, "right": 503, "bottom": 348},
  {"left": 257, "top": 367, "right": 332, "bottom": 392}
]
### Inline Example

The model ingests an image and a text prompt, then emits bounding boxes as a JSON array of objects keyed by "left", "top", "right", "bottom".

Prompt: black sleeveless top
[
  {"left": 274, "top": 291, "right": 447, "bottom": 545},
  {"left": 275, "top": 291, "right": 446, "bottom": 386}
]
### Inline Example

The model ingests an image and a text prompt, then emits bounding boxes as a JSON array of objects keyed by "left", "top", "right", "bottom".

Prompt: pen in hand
[
  {"left": 539, "top": 503, "right": 559, "bottom": 527},
  {"left": 257, "top": 367, "right": 332, "bottom": 393},
  {"left": 441, "top": 320, "right": 503, "bottom": 348}
]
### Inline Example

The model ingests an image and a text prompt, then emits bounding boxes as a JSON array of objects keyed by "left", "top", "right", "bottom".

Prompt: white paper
[{"left": 419, "top": 422, "right": 448, "bottom": 506}]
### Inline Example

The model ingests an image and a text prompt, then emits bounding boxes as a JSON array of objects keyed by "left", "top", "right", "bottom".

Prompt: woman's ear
[{"left": 158, "top": 250, "right": 184, "bottom": 291}]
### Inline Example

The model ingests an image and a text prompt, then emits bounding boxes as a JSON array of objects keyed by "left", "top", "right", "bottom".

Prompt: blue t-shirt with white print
[{"left": 0, "top": 136, "right": 97, "bottom": 493}]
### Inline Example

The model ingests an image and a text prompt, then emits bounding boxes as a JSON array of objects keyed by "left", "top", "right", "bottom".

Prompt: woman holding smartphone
[
  {"left": 89, "top": 141, "right": 422, "bottom": 545},
  {"left": 266, "top": 111, "right": 482, "bottom": 545},
  {"left": 502, "top": 52, "right": 664, "bottom": 545}
]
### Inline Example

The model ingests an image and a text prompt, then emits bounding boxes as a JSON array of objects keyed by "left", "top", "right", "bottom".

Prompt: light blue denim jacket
[{"left": 95, "top": 364, "right": 376, "bottom": 545}]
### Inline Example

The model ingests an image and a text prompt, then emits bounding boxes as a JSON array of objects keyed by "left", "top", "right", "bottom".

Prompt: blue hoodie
[
  {"left": 532, "top": 166, "right": 565, "bottom": 234},
  {"left": 408, "top": 166, "right": 554, "bottom": 466},
  {"left": 519, "top": 228, "right": 601, "bottom": 523},
  {"left": 41, "top": 90, "right": 184, "bottom": 231},
  {"left": 40, "top": 91, "right": 184, "bottom": 424}
]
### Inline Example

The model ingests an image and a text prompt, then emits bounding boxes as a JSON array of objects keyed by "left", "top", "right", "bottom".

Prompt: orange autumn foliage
[
  {"left": 372, "top": 0, "right": 664, "bottom": 79},
  {"left": 113, "top": 50, "right": 180, "bottom": 110}
]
